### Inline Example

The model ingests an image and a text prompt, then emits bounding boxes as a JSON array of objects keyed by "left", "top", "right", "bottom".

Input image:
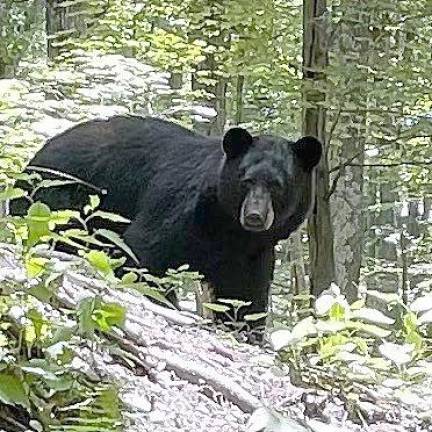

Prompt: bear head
[{"left": 217, "top": 127, "right": 322, "bottom": 235}]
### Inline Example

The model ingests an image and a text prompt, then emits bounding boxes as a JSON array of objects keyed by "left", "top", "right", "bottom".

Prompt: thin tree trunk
[
  {"left": 424, "top": 196, "right": 432, "bottom": 221},
  {"left": 303, "top": 0, "right": 335, "bottom": 297},
  {"left": 288, "top": 230, "right": 309, "bottom": 296},
  {"left": 235, "top": 74, "right": 244, "bottom": 125}
]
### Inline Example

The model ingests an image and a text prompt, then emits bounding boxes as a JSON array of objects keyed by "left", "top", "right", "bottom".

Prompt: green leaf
[
  {"left": 93, "top": 302, "right": 126, "bottom": 332},
  {"left": 244, "top": 312, "right": 267, "bottom": 322},
  {"left": 43, "top": 375, "right": 74, "bottom": 392},
  {"left": 95, "top": 228, "right": 139, "bottom": 264},
  {"left": 25, "top": 202, "right": 52, "bottom": 247},
  {"left": 202, "top": 303, "right": 230, "bottom": 313},
  {"left": 218, "top": 298, "right": 252, "bottom": 308},
  {"left": 89, "top": 194, "right": 100, "bottom": 209},
  {"left": 121, "top": 272, "right": 138, "bottom": 284},
  {"left": 26, "top": 308, "right": 45, "bottom": 340},
  {"left": 88, "top": 210, "right": 130, "bottom": 224},
  {"left": 78, "top": 296, "right": 98, "bottom": 337},
  {"left": 84, "top": 194, "right": 101, "bottom": 215},
  {"left": 85, "top": 250, "right": 115, "bottom": 279},
  {"left": 0, "top": 371, "right": 30, "bottom": 409},
  {"left": 25, "top": 255, "right": 49, "bottom": 279},
  {"left": 123, "top": 282, "right": 173, "bottom": 307},
  {"left": 29, "top": 283, "right": 55, "bottom": 303},
  {"left": 50, "top": 209, "right": 80, "bottom": 225},
  {"left": 0, "top": 187, "right": 27, "bottom": 201},
  {"left": 352, "top": 307, "right": 395, "bottom": 325},
  {"left": 346, "top": 321, "right": 391, "bottom": 338},
  {"left": 315, "top": 320, "right": 347, "bottom": 333},
  {"left": 329, "top": 302, "right": 346, "bottom": 320},
  {"left": 51, "top": 232, "right": 89, "bottom": 251},
  {"left": 21, "top": 366, "right": 57, "bottom": 381},
  {"left": 47, "top": 325, "right": 76, "bottom": 348},
  {"left": 61, "top": 228, "right": 111, "bottom": 247}
]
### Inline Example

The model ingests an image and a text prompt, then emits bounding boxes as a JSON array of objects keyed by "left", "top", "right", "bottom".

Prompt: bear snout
[{"left": 240, "top": 185, "right": 275, "bottom": 232}]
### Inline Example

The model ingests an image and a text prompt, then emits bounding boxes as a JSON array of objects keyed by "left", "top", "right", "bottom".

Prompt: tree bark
[
  {"left": 46, "top": 0, "right": 63, "bottom": 59},
  {"left": 423, "top": 196, "right": 431, "bottom": 221},
  {"left": 288, "top": 230, "right": 309, "bottom": 296},
  {"left": 46, "top": 0, "right": 87, "bottom": 60},
  {"left": 189, "top": 2, "right": 227, "bottom": 135},
  {"left": 235, "top": 74, "right": 245, "bottom": 125},
  {"left": 329, "top": 2, "right": 369, "bottom": 303},
  {"left": 191, "top": 59, "right": 226, "bottom": 136},
  {"left": 303, "top": 0, "right": 335, "bottom": 297}
]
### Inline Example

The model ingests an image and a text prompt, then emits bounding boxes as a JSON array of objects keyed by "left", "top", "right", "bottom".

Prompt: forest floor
[{"left": 1, "top": 243, "right": 432, "bottom": 432}]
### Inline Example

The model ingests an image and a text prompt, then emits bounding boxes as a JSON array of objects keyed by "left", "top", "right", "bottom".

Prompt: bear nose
[{"left": 245, "top": 211, "right": 265, "bottom": 227}]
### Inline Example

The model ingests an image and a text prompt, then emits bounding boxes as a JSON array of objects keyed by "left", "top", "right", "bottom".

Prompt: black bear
[{"left": 11, "top": 115, "right": 321, "bottom": 328}]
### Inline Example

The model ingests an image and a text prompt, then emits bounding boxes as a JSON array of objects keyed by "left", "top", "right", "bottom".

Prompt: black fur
[{"left": 11, "top": 115, "right": 321, "bottom": 327}]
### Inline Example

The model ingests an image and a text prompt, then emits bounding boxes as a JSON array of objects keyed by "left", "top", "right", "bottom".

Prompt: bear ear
[
  {"left": 293, "top": 136, "right": 323, "bottom": 170},
  {"left": 222, "top": 128, "right": 253, "bottom": 159}
]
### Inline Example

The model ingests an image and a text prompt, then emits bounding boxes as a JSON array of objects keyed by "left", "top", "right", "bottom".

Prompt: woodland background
[{"left": 2, "top": 0, "right": 431, "bottom": 305}]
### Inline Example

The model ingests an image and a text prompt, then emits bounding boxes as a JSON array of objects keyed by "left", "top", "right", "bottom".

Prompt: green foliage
[
  {"left": 0, "top": 371, "right": 30, "bottom": 409},
  {"left": 0, "top": 0, "right": 45, "bottom": 75},
  {"left": 78, "top": 296, "right": 126, "bottom": 337},
  {"left": 49, "top": 384, "right": 123, "bottom": 432},
  {"left": 0, "top": 262, "right": 124, "bottom": 431},
  {"left": 203, "top": 298, "right": 267, "bottom": 329},
  {"left": 272, "top": 285, "right": 432, "bottom": 388}
]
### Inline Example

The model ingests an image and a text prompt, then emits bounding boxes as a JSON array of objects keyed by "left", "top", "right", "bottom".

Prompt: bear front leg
[
  {"left": 212, "top": 246, "right": 275, "bottom": 332},
  {"left": 122, "top": 213, "right": 180, "bottom": 309}
]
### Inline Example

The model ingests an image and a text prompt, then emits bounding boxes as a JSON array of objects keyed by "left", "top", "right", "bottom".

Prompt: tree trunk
[
  {"left": 423, "top": 196, "right": 431, "bottom": 221},
  {"left": 329, "top": 2, "right": 369, "bottom": 303},
  {"left": 303, "top": 0, "right": 334, "bottom": 297},
  {"left": 189, "top": 2, "right": 227, "bottom": 135},
  {"left": 191, "top": 60, "right": 226, "bottom": 136},
  {"left": 46, "top": 0, "right": 67, "bottom": 59},
  {"left": 407, "top": 200, "right": 420, "bottom": 237},
  {"left": 235, "top": 74, "right": 245, "bottom": 125},
  {"left": 288, "top": 230, "right": 309, "bottom": 296},
  {"left": 46, "top": 0, "right": 86, "bottom": 60}
]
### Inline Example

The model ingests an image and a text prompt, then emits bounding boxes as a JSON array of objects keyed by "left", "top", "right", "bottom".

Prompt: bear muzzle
[{"left": 240, "top": 185, "right": 275, "bottom": 232}]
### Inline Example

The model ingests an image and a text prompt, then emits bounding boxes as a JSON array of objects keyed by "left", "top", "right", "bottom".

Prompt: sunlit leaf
[
  {"left": 0, "top": 371, "right": 30, "bottom": 409},
  {"left": 352, "top": 307, "right": 395, "bottom": 325},
  {"left": 0, "top": 187, "right": 27, "bottom": 201},
  {"left": 26, "top": 202, "right": 52, "bottom": 247},
  {"left": 88, "top": 210, "right": 130, "bottom": 223},
  {"left": 95, "top": 228, "right": 139, "bottom": 264},
  {"left": 202, "top": 303, "right": 230, "bottom": 313},
  {"left": 244, "top": 312, "right": 267, "bottom": 322}
]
